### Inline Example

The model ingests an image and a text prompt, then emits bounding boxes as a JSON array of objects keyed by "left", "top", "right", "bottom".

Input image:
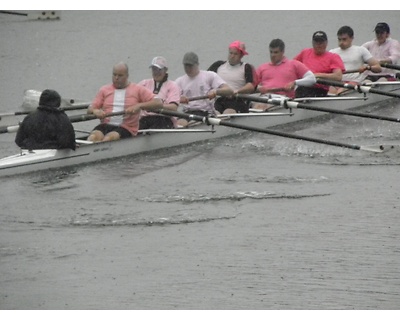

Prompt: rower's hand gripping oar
[
  {"left": 316, "top": 78, "right": 400, "bottom": 98},
  {"left": 154, "top": 108, "right": 393, "bottom": 153}
]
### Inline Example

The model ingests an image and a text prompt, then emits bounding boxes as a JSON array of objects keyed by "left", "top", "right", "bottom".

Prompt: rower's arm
[{"left": 315, "top": 68, "right": 343, "bottom": 82}]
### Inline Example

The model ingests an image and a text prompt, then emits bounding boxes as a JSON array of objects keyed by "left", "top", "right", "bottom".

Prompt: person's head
[
  {"left": 149, "top": 56, "right": 168, "bottom": 82},
  {"left": 112, "top": 62, "right": 129, "bottom": 89},
  {"left": 337, "top": 26, "right": 354, "bottom": 50},
  {"left": 228, "top": 40, "right": 248, "bottom": 65},
  {"left": 39, "top": 89, "right": 61, "bottom": 108},
  {"left": 182, "top": 52, "right": 200, "bottom": 77},
  {"left": 269, "top": 38, "right": 285, "bottom": 65},
  {"left": 374, "top": 22, "right": 390, "bottom": 44},
  {"left": 312, "top": 31, "right": 328, "bottom": 55}
]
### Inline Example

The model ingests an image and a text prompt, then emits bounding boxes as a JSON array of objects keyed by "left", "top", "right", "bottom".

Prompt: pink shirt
[
  {"left": 362, "top": 38, "right": 400, "bottom": 76},
  {"left": 138, "top": 79, "right": 180, "bottom": 105},
  {"left": 91, "top": 82, "right": 155, "bottom": 135},
  {"left": 175, "top": 70, "right": 226, "bottom": 113},
  {"left": 138, "top": 79, "right": 180, "bottom": 127},
  {"left": 294, "top": 48, "right": 345, "bottom": 90},
  {"left": 256, "top": 57, "right": 310, "bottom": 98}
]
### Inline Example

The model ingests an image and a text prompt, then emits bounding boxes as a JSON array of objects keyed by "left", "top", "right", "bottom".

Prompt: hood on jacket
[{"left": 39, "top": 89, "right": 61, "bottom": 108}]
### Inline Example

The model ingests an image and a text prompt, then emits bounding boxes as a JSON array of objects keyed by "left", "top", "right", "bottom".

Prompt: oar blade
[
  {"left": 30, "top": 11, "right": 61, "bottom": 20},
  {"left": 21, "top": 90, "right": 42, "bottom": 111},
  {"left": 21, "top": 89, "right": 89, "bottom": 112},
  {"left": 0, "top": 10, "right": 61, "bottom": 20},
  {"left": 359, "top": 144, "right": 396, "bottom": 153}
]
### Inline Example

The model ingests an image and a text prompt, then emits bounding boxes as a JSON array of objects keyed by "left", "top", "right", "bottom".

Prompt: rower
[
  {"left": 253, "top": 38, "right": 316, "bottom": 111},
  {"left": 329, "top": 25, "right": 382, "bottom": 95},
  {"left": 294, "top": 30, "right": 345, "bottom": 97},
  {"left": 362, "top": 22, "right": 400, "bottom": 82}
]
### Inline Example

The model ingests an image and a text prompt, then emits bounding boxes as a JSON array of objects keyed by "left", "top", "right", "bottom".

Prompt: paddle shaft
[
  {"left": 68, "top": 111, "right": 125, "bottom": 123},
  {"left": 155, "top": 109, "right": 383, "bottom": 152},
  {"left": 316, "top": 78, "right": 400, "bottom": 98},
  {"left": 188, "top": 95, "right": 209, "bottom": 101},
  {"left": 0, "top": 102, "right": 91, "bottom": 120},
  {"left": 236, "top": 94, "right": 400, "bottom": 123},
  {"left": 0, "top": 10, "right": 60, "bottom": 20},
  {"left": 0, "top": 10, "right": 27, "bottom": 16},
  {"left": 380, "top": 62, "right": 400, "bottom": 71},
  {"left": 343, "top": 68, "right": 362, "bottom": 74},
  {"left": 344, "top": 63, "right": 400, "bottom": 73},
  {"left": 0, "top": 111, "right": 125, "bottom": 134}
]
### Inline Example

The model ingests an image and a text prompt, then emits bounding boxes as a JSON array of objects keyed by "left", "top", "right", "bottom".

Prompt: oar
[
  {"left": 67, "top": 111, "right": 126, "bottom": 123},
  {"left": 0, "top": 10, "right": 60, "bottom": 20},
  {"left": 343, "top": 68, "right": 362, "bottom": 74},
  {"left": 0, "top": 102, "right": 91, "bottom": 120},
  {"left": 380, "top": 62, "right": 400, "bottom": 71},
  {"left": 236, "top": 94, "right": 400, "bottom": 123},
  {"left": 188, "top": 95, "right": 209, "bottom": 101},
  {"left": 60, "top": 102, "right": 91, "bottom": 111},
  {"left": 154, "top": 109, "right": 389, "bottom": 153},
  {"left": 0, "top": 111, "right": 125, "bottom": 134},
  {"left": 0, "top": 124, "right": 20, "bottom": 134},
  {"left": 20, "top": 89, "right": 90, "bottom": 111},
  {"left": 316, "top": 78, "right": 400, "bottom": 98}
]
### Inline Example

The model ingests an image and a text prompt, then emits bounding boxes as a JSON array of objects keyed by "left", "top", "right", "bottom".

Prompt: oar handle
[
  {"left": 188, "top": 95, "right": 209, "bottom": 102},
  {"left": 343, "top": 68, "right": 362, "bottom": 74},
  {"left": 68, "top": 111, "right": 126, "bottom": 123},
  {"left": 60, "top": 102, "right": 91, "bottom": 111},
  {"left": 156, "top": 109, "right": 206, "bottom": 122}
]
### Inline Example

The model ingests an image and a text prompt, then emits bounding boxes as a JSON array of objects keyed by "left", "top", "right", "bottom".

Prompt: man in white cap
[{"left": 138, "top": 56, "right": 180, "bottom": 129}]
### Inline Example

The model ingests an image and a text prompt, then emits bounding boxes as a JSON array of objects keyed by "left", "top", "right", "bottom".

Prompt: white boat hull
[{"left": 1, "top": 84, "right": 399, "bottom": 178}]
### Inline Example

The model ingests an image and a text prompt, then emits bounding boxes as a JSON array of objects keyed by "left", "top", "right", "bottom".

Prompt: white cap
[{"left": 150, "top": 56, "right": 167, "bottom": 69}]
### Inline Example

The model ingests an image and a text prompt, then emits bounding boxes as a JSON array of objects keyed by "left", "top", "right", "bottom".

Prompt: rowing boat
[{"left": 1, "top": 82, "right": 400, "bottom": 178}]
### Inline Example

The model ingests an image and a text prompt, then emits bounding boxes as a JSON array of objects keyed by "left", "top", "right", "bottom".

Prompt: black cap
[
  {"left": 39, "top": 89, "right": 61, "bottom": 108},
  {"left": 312, "top": 31, "right": 328, "bottom": 42},
  {"left": 374, "top": 22, "right": 390, "bottom": 33}
]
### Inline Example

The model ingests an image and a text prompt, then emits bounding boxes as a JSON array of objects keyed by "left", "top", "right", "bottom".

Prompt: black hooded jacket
[{"left": 15, "top": 90, "right": 76, "bottom": 150}]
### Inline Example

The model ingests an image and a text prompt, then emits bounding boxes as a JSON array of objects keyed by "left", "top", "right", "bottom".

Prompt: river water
[{"left": 0, "top": 10, "right": 400, "bottom": 312}]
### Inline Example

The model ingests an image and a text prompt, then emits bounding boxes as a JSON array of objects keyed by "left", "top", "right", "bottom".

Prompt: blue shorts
[{"left": 92, "top": 123, "right": 132, "bottom": 139}]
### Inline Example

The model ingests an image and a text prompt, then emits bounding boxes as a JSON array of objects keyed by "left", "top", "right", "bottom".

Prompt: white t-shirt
[
  {"left": 330, "top": 45, "right": 373, "bottom": 82},
  {"left": 175, "top": 70, "right": 226, "bottom": 113},
  {"left": 216, "top": 62, "right": 246, "bottom": 91}
]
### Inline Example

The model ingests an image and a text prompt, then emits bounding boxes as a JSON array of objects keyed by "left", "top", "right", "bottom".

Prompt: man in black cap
[
  {"left": 362, "top": 22, "right": 400, "bottom": 81},
  {"left": 293, "top": 31, "right": 345, "bottom": 97},
  {"left": 15, "top": 89, "right": 76, "bottom": 150}
]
